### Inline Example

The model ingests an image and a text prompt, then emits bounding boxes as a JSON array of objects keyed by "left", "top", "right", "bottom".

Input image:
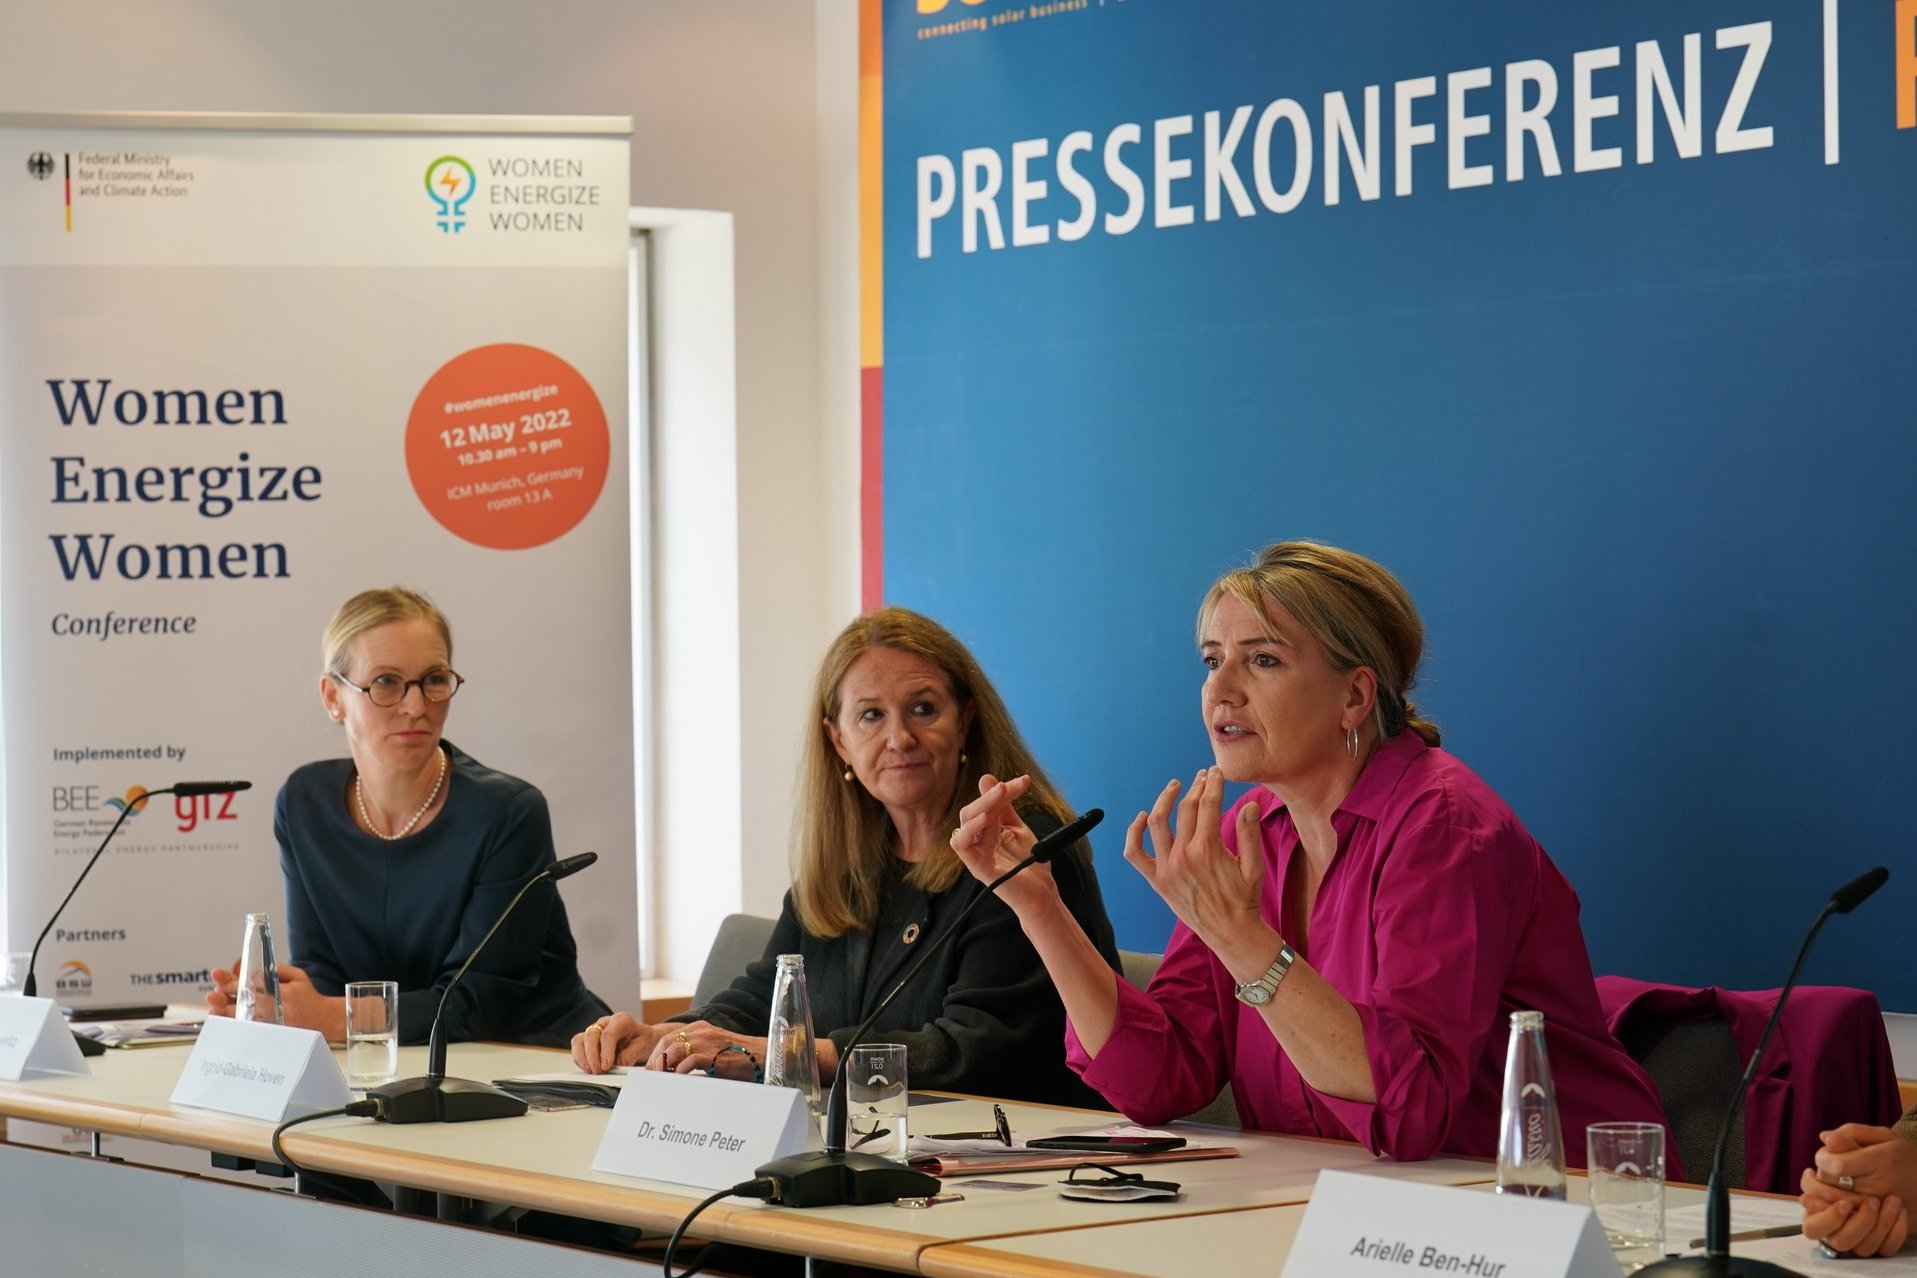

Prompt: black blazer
[{"left": 683, "top": 812, "right": 1120, "bottom": 1106}]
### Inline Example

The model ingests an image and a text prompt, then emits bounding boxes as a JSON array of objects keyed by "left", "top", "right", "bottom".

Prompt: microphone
[
  {"left": 368, "top": 851, "right": 598, "bottom": 1123},
  {"left": 755, "top": 808, "right": 1104, "bottom": 1208},
  {"left": 1637, "top": 865, "right": 1889, "bottom": 1277},
  {"left": 23, "top": 781, "right": 252, "bottom": 1001},
  {"left": 1830, "top": 866, "right": 1888, "bottom": 915},
  {"left": 171, "top": 780, "right": 254, "bottom": 798}
]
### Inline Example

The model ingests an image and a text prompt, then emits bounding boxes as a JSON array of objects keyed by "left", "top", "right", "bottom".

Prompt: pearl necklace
[{"left": 356, "top": 746, "right": 447, "bottom": 841}]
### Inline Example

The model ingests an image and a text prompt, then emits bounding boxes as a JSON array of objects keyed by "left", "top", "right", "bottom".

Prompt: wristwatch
[{"left": 1233, "top": 941, "right": 1297, "bottom": 1006}]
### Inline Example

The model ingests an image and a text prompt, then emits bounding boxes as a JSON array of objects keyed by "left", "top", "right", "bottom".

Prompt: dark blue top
[{"left": 276, "top": 741, "right": 607, "bottom": 1048}]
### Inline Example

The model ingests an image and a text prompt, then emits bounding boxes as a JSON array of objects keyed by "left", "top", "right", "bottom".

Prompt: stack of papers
[{"left": 73, "top": 1015, "right": 203, "bottom": 1049}]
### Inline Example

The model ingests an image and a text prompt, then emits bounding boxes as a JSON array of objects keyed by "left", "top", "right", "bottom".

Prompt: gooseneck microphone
[
  {"left": 23, "top": 780, "right": 253, "bottom": 1000},
  {"left": 1637, "top": 865, "right": 1889, "bottom": 1278},
  {"left": 754, "top": 807, "right": 1105, "bottom": 1208},
  {"left": 368, "top": 851, "right": 598, "bottom": 1124}
]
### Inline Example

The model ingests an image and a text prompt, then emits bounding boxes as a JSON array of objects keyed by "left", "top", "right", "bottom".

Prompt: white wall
[{"left": 0, "top": 0, "right": 864, "bottom": 980}]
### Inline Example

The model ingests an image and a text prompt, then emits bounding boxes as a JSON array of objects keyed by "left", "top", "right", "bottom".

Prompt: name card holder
[
  {"left": 169, "top": 1016, "right": 353, "bottom": 1122},
  {"left": 593, "top": 1070, "right": 815, "bottom": 1190},
  {"left": 0, "top": 997, "right": 93, "bottom": 1081},
  {"left": 1280, "top": 1169, "right": 1616, "bottom": 1278}
]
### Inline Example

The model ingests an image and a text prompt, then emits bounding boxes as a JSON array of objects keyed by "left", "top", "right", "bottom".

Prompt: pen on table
[{"left": 1685, "top": 1224, "right": 1801, "bottom": 1248}]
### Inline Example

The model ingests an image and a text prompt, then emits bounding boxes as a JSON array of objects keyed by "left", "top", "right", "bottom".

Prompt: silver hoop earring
[{"left": 1345, "top": 727, "right": 1359, "bottom": 760}]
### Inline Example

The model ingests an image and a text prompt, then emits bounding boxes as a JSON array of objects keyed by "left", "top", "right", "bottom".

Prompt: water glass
[
  {"left": 847, "top": 1043, "right": 910, "bottom": 1161},
  {"left": 345, "top": 980, "right": 400, "bottom": 1088},
  {"left": 1587, "top": 1122, "right": 1666, "bottom": 1254},
  {"left": 1, "top": 952, "right": 30, "bottom": 996},
  {"left": 234, "top": 912, "right": 283, "bottom": 1024}
]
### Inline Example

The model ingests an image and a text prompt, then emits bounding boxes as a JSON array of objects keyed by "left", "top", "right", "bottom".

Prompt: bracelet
[{"left": 709, "top": 1043, "right": 764, "bottom": 1083}]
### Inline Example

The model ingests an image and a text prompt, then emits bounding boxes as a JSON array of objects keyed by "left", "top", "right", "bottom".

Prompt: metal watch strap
[{"left": 1233, "top": 941, "right": 1297, "bottom": 1006}]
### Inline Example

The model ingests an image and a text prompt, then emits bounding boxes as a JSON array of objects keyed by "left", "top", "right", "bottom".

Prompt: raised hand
[
  {"left": 1123, "top": 766, "right": 1267, "bottom": 957},
  {"left": 950, "top": 773, "right": 1057, "bottom": 916}
]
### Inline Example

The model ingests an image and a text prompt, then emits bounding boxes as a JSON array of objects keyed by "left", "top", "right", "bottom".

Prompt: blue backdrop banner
[{"left": 878, "top": 1, "right": 1915, "bottom": 1007}]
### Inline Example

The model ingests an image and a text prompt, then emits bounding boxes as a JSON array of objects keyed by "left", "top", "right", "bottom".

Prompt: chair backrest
[
  {"left": 1598, "top": 976, "right": 1902, "bottom": 1193},
  {"left": 1614, "top": 1013, "right": 1746, "bottom": 1190},
  {"left": 1117, "top": 949, "right": 1159, "bottom": 990},
  {"left": 691, "top": 913, "right": 777, "bottom": 1009}
]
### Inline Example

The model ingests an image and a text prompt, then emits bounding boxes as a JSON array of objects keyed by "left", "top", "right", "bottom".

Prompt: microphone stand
[
  {"left": 23, "top": 781, "right": 252, "bottom": 1056},
  {"left": 1637, "top": 866, "right": 1889, "bottom": 1277},
  {"left": 368, "top": 852, "right": 598, "bottom": 1124},
  {"left": 755, "top": 808, "right": 1105, "bottom": 1208}
]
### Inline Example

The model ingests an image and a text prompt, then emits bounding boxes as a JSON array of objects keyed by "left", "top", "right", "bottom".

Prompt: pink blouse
[{"left": 1069, "top": 731, "right": 1673, "bottom": 1169}]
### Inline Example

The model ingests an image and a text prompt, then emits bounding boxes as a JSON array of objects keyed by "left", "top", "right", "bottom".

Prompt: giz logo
[
  {"left": 177, "top": 791, "right": 238, "bottom": 833},
  {"left": 919, "top": 0, "right": 988, "bottom": 12}
]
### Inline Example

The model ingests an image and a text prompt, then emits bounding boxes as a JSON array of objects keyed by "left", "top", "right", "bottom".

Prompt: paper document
[{"left": 73, "top": 1014, "right": 204, "bottom": 1048}]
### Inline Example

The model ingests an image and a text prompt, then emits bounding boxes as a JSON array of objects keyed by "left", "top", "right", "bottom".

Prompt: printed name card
[
  {"left": 0, "top": 997, "right": 93, "bottom": 1081},
  {"left": 169, "top": 1016, "right": 352, "bottom": 1122},
  {"left": 1280, "top": 1170, "right": 1615, "bottom": 1278},
  {"left": 593, "top": 1070, "right": 815, "bottom": 1190}
]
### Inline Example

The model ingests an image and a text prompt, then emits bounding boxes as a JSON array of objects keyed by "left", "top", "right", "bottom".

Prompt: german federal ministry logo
[{"left": 27, "top": 151, "right": 55, "bottom": 180}]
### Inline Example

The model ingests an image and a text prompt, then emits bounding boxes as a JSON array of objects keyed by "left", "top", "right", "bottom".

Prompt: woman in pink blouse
[{"left": 952, "top": 541, "right": 1670, "bottom": 1166}]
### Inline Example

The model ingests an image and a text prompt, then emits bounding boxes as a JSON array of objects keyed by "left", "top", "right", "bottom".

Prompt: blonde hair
[
  {"left": 1199, "top": 541, "right": 1441, "bottom": 747},
  {"left": 321, "top": 587, "right": 453, "bottom": 675},
  {"left": 792, "top": 607, "right": 1073, "bottom": 938}
]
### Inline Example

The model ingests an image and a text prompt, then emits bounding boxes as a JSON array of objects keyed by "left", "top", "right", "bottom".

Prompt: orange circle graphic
[{"left": 405, "top": 344, "right": 610, "bottom": 550}]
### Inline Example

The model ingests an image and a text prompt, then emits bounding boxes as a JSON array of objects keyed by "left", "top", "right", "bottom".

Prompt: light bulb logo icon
[{"left": 424, "top": 156, "right": 476, "bottom": 233}]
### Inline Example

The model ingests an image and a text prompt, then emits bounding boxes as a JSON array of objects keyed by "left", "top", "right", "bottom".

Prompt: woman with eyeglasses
[{"left": 204, "top": 586, "right": 609, "bottom": 1047}]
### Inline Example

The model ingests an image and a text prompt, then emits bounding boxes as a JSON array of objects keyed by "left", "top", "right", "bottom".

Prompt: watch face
[{"left": 1237, "top": 983, "right": 1273, "bottom": 1006}]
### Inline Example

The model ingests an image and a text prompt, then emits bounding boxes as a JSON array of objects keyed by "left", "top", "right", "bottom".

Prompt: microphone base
[
  {"left": 753, "top": 1149, "right": 940, "bottom": 1208},
  {"left": 1636, "top": 1257, "right": 1810, "bottom": 1277},
  {"left": 367, "top": 1075, "right": 529, "bottom": 1124}
]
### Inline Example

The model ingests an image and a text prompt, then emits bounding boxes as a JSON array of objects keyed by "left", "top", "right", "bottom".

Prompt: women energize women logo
[{"left": 424, "top": 155, "right": 476, "bottom": 233}]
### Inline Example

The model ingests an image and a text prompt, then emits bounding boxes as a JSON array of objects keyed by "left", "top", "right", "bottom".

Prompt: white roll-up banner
[{"left": 0, "top": 113, "right": 636, "bottom": 1010}]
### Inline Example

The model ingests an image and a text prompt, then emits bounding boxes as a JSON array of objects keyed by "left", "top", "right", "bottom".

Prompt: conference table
[{"left": 0, "top": 1040, "right": 1826, "bottom": 1277}]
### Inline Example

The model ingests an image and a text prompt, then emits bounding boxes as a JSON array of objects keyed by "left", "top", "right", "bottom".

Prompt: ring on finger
[
  {"left": 676, "top": 1030, "right": 692, "bottom": 1049},
  {"left": 1839, "top": 1175, "right": 1856, "bottom": 1190}
]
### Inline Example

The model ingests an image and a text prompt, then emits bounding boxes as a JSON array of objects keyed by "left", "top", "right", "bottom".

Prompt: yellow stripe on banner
[{"left": 859, "top": 0, "right": 884, "bottom": 369}]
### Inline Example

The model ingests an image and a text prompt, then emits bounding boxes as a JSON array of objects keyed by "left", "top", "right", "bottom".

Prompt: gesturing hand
[
  {"left": 950, "top": 773, "right": 1057, "bottom": 916},
  {"left": 1123, "top": 766, "right": 1268, "bottom": 958}
]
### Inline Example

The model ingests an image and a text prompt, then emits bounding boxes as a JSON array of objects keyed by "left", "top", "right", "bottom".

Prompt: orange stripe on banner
[
  {"left": 860, "top": 366, "right": 884, "bottom": 611},
  {"left": 859, "top": 0, "right": 884, "bottom": 369},
  {"left": 859, "top": 0, "right": 885, "bottom": 608}
]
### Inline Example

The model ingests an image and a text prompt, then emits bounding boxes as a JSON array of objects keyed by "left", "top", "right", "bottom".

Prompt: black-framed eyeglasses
[
  {"left": 332, "top": 669, "right": 465, "bottom": 708},
  {"left": 928, "top": 1103, "right": 1011, "bottom": 1146}
]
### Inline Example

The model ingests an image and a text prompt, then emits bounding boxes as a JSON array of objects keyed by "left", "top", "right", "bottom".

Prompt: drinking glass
[
  {"left": 1, "top": 952, "right": 29, "bottom": 997},
  {"left": 234, "top": 912, "right": 283, "bottom": 1024},
  {"left": 847, "top": 1043, "right": 910, "bottom": 1161},
  {"left": 345, "top": 980, "right": 400, "bottom": 1088},
  {"left": 1587, "top": 1122, "right": 1666, "bottom": 1256}
]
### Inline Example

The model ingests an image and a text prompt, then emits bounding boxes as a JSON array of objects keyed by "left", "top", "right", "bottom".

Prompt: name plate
[
  {"left": 169, "top": 1016, "right": 352, "bottom": 1122},
  {"left": 1280, "top": 1170, "right": 1615, "bottom": 1278},
  {"left": 592, "top": 1070, "right": 814, "bottom": 1190},
  {"left": 0, "top": 997, "right": 92, "bottom": 1080}
]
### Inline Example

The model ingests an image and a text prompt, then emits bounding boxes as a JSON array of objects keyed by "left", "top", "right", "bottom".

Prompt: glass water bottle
[
  {"left": 765, "top": 953, "right": 823, "bottom": 1131},
  {"left": 234, "top": 911, "right": 284, "bottom": 1025},
  {"left": 1496, "top": 1009, "right": 1566, "bottom": 1199}
]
